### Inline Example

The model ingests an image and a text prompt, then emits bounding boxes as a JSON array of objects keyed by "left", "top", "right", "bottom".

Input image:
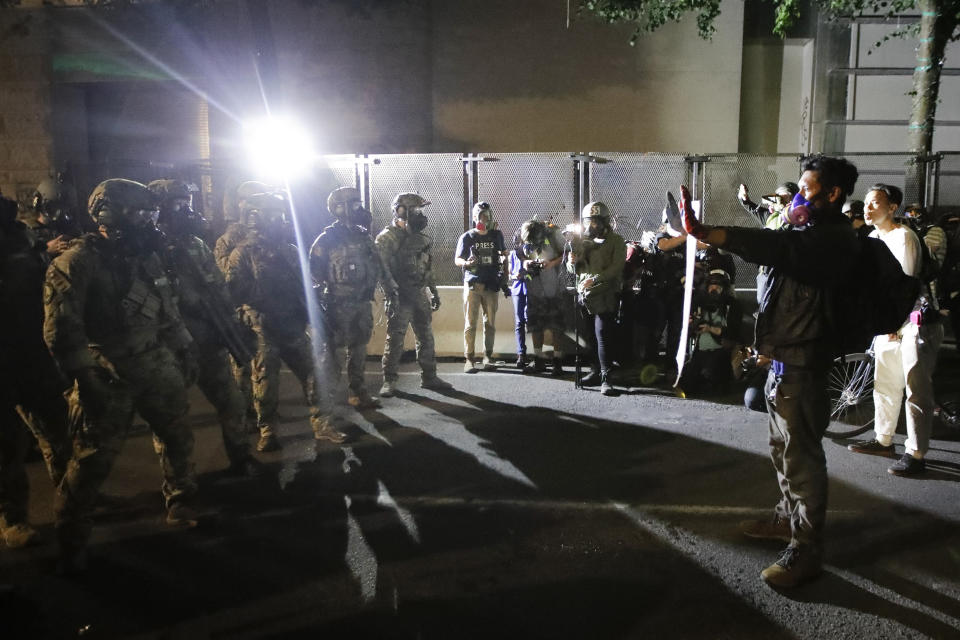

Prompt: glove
[
  {"left": 501, "top": 284, "right": 511, "bottom": 298},
  {"left": 429, "top": 290, "right": 441, "bottom": 311},
  {"left": 680, "top": 185, "right": 708, "bottom": 240},
  {"left": 384, "top": 289, "right": 399, "bottom": 320}
]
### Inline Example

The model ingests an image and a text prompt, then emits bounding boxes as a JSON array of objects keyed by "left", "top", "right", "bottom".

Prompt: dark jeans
[
  {"left": 764, "top": 365, "right": 830, "bottom": 549},
  {"left": 580, "top": 306, "right": 616, "bottom": 375},
  {"left": 512, "top": 290, "right": 528, "bottom": 356}
]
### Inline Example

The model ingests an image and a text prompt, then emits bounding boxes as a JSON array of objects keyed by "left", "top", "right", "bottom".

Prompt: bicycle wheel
[{"left": 825, "top": 352, "right": 875, "bottom": 438}]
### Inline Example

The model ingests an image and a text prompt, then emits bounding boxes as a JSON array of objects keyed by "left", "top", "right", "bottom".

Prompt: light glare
[{"left": 243, "top": 116, "right": 316, "bottom": 180}]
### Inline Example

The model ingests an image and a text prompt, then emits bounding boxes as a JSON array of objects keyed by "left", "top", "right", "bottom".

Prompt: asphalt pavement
[{"left": 2, "top": 348, "right": 960, "bottom": 639}]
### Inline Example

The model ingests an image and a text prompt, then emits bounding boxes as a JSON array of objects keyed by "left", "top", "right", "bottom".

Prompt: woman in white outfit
[{"left": 847, "top": 184, "right": 944, "bottom": 476}]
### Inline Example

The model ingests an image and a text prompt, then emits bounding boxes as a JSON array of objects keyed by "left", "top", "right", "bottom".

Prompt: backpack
[
  {"left": 833, "top": 234, "right": 922, "bottom": 354},
  {"left": 915, "top": 225, "right": 942, "bottom": 285}
]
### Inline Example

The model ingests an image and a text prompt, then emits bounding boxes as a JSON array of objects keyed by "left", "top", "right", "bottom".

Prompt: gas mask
[
  {"left": 782, "top": 193, "right": 814, "bottom": 227},
  {"left": 407, "top": 209, "right": 428, "bottom": 233},
  {"left": 582, "top": 217, "right": 607, "bottom": 239},
  {"left": 99, "top": 206, "right": 163, "bottom": 255}
]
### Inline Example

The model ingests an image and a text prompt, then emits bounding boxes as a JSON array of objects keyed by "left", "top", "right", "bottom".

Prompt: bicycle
[{"left": 825, "top": 350, "right": 875, "bottom": 438}]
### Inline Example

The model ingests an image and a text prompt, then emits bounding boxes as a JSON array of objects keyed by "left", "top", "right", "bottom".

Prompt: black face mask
[
  {"left": 583, "top": 218, "right": 605, "bottom": 239},
  {"left": 408, "top": 211, "right": 428, "bottom": 233}
]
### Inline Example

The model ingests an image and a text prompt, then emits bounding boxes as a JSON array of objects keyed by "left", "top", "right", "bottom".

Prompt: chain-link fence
[{"left": 63, "top": 151, "right": 960, "bottom": 288}]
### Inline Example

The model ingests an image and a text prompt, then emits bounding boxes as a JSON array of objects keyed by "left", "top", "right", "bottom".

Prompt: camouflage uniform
[
  {"left": 310, "top": 219, "right": 380, "bottom": 406},
  {"left": 225, "top": 229, "right": 343, "bottom": 446},
  {"left": 214, "top": 221, "right": 255, "bottom": 411},
  {"left": 0, "top": 210, "right": 72, "bottom": 545},
  {"left": 165, "top": 234, "right": 257, "bottom": 467},
  {"left": 44, "top": 231, "right": 199, "bottom": 556},
  {"left": 376, "top": 224, "right": 442, "bottom": 384}
]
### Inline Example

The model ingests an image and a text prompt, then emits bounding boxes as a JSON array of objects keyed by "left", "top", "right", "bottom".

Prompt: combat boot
[
  {"left": 313, "top": 418, "right": 347, "bottom": 444},
  {"left": 166, "top": 501, "right": 200, "bottom": 528},
  {"left": 421, "top": 375, "right": 454, "bottom": 391},
  {"left": 761, "top": 545, "right": 822, "bottom": 588},
  {"left": 1, "top": 523, "right": 38, "bottom": 549},
  {"left": 739, "top": 514, "right": 792, "bottom": 542},
  {"left": 348, "top": 389, "right": 381, "bottom": 410},
  {"left": 256, "top": 421, "right": 280, "bottom": 452},
  {"left": 379, "top": 380, "right": 397, "bottom": 397},
  {"left": 533, "top": 357, "right": 547, "bottom": 373}
]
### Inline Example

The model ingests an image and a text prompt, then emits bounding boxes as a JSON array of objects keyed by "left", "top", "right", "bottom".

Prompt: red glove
[{"left": 680, "top": 185, "right": 707, "bottom": 240}]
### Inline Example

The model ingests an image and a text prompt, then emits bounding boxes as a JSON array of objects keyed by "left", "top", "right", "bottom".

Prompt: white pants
[{"left": 873, "top": 321, "right": 944, "bottom": 457}]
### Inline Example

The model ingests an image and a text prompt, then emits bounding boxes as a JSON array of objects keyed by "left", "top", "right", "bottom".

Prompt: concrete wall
[
  {"left": 0, "top": 11, "right": 53, "bottom": 202},
  {"left": 431, "top": 0, "right": 744, "bottom": 153}
]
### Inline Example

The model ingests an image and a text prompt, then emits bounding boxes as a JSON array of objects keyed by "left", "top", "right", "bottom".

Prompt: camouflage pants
[
  {"left": 56, "top": 345, "right": 196, "bottom": 547},
  {"left": 319, "top": 300, "right": 373, "bottom": 397},
  {"left": 382, "top": 288, "right": 437, "bottom": 382},
  {"left": 252, "top": 323, "right": 326, "bottom": 436},
  {"left": 195, "top": 343, "right": 251, "bottom": 464}
]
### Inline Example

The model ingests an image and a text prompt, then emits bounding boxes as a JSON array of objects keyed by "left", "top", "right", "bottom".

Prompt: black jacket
[{"left": 720, "top": 211, "right": 858, "bottom": 368}]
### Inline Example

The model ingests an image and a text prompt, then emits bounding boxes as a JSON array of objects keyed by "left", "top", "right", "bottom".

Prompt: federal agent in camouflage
[
  {"left": 376, "top": 193, "right": 453, "bottom": 396},
  {"left": 310, "top": 187, "right": 381, "bottom": 410},
  {"left": 150, "top": 180, "right": 262, "bottom": 477},
  {"left": 224, "top": 192, "right": 346, "bottom": 449},
  {"left": 44, "top": 179, "right": 201, "bottom": 571},
  {"left": 0, "top": 195, "right": 72, "bottom": 548}
]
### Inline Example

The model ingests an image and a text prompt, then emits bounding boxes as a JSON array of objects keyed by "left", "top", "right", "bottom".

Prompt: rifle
[{"left": 178, "top": 243, "right": 255, "bottom": 366}]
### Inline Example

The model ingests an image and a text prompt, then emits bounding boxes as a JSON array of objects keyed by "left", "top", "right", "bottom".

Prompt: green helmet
[
  {"left": 244, "top": 191, "right": 290, "bottom": 231},
  {"left": 391, "top": 192, "right": 429, "bottom": 219},
  {"left": 327, "top": 186, "right": 361, "bottom": 214},
  {"left": 87, "top": 179, "right": 160, "bottom": 247},
  {"left": 147, "top": 179, "right": 195, "bottom": 204}
]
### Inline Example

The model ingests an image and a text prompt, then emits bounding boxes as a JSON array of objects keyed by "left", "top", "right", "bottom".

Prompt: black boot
[
  {"left": 551, "top": 358, "right": 564, "bottom": 376},
  {"left": 533, "top": 357, "right": 547, "bottom": 373},
  {"left": 516, "top": 354, "right": 527, "bottom": 370}
]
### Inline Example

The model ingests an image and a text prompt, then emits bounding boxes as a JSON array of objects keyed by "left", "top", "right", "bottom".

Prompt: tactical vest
[
  {"left": 326, "top": 232, "right": 376, "bottom": 297},
  {"left": 394, "top": 231, "right": 432, "bottom": 289}
]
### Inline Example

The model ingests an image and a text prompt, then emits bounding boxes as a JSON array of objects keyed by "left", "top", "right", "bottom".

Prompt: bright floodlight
[{"left": 243, "top": 115, "right": 316, "bottom": 180}]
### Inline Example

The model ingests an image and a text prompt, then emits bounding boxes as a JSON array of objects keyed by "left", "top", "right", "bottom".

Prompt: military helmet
[
  {"left": 472, "top": 201, "right": 492, "bottom": 224},
  {"left": 34, "top": 177, "right": 77, "bottom": 214},
  {"left": 581, "top": 201, "right": 610, "bottom": 222},
  {"left": 391, "top": 192, "right": 429, "bottom": 219},
  {"left": 88, "top": 179, "right": 156, "bottom": 220},
  {"left": 327, "top": 186, "right": 362, "bottom": 216},
  {"left": 244, "top": 191, "right": 290, "bottom": 230},
  {"left": 147, "top": 179, "right": 196, "bottom": 204},
  {"left": 87, "top": 179, "right": 159, "bottom": 241}
]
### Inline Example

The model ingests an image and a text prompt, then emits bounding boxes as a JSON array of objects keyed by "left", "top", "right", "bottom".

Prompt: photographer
[
  {"left": 509, "top": 219, "right": 565, "bottom": 373},
  {"left": 567, "top": 202, "right": 626, "bottom": 395},
  {"left": 682, "top": 155, "right": 860, "bottom": 588},
  {"left": 737, "top": 181, "right": 797, "bottom": 230},
  {"left": 679, "top": 270, "right": 741, "bottom": 395}
]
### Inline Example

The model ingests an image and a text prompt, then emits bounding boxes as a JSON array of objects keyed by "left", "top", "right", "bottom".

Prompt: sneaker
[
  {"left": 348, "top": 390, "right": 381, "bottom": 410},
  {"left": 482, "top": 355, "right": 497, "bottom": 371},
  {"left": 464, "top": 359, "right": 478, "bottom": 374},
  {"left": 515, "top": 355, "right": 527, "bottom": 370},
  {"left": 533, "top": 357, "right": 547, "bottom": 373},
  {"left": 600, "top": 374, "right": 614, "bottom": 396},
  {"left": 379, "top": 380, "right": 397, "bottom": 397},
  {"left": 256, "top": 433, "right": 280, "bottom": 452},
  {"left": 313, "top": 420, "right": 347, "bottom": 444},
  {"left": 847, "top": 439, "right": 895, "bottom": 457},
  {"left": 551, "top": 358, "right": 564, "bottom": 377},
  {"left": 580, "top": 370, "right": 602, "bottom": 386},
  {"left": 421, "top": 376, "right": 454, "bottom": 391},
  {"left": 739, "top": 515, "right": 792, "bottom": 542},
  {"left": 888, "top": 453, "right": 926, "bottom": 477},
  {"left": 760, "top": 545, "right": 822, "bottom": 588},
  {"left": 166, "top": 502, "right": 200, "bottom": 528},
  {"left": 1, "top": 523, "right": 38, "bottom": 549}
]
